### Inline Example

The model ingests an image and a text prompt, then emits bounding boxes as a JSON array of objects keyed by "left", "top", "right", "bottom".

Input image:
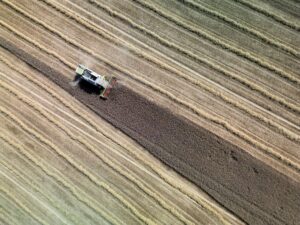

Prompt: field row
[
  {"left": 133, "top": 0, "right": 299, "bottom": 78},
  {"left": 1, "top": 0, "right": 300, "bottom": 223},
  {"left": 1, "top": 0, "right": 299, "bottom": 178},
  {"left": 0, "top": 47, "right": 241, "bottom": 224},
  {"left": 82, "top": 0, "right": 300, "bottom": 112}
]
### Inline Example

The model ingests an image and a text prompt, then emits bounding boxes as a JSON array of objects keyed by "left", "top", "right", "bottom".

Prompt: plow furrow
[
  {"left": 0, "top": 183, "right": 50, "bottom": 225},
  {"left": 0, "top": 160, "right": 71, "bottom": 225},
  {"left": 0, "top": 130, "right": 114, "bottom": 225},
  {"left": 0, "top": 114, "right": 123, "bottom": 224},
  {"left": 0, "top": 192, "right": 37, "bottom": 225},
  {"left": 230, "top": 0, "right": 300, "bottom": 31},
  {"left": 0, "top": 100, "right": 156, "bottom": 225},
  {"left": 86, "top": 0, "right": 300, "bottom": 112},
  {"left": 0, "top": 73, "right": 200, "bottom": 225},
  {"left": 0, "top": 77, "right": 199, "bottom": 224},
  {"left": 131, "top": 0, "right": 300, "bottom": 85},
  {"left": 2, "top": 0, "right": 300, "bottom": 146},
  {"left": 177, "top": 0, "right": 298, "bottom": 56},
  {"left": 0, "top": 206, "right": 16, "bottom": 225},
  {"left": 0, "top": 53, "right": 238, "bottom": 225},
  {"left": 1, "top": 30, "right": 299, "bottom": 182},
  {"left": 1, "top": 0, "right": 299, "bottom": 224}
]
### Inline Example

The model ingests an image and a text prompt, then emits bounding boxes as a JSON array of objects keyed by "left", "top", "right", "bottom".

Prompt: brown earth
[
  {"left": 1, "top": 0, "right": 300, "bottom": 224},
  {"left": 2, "top": 38, "right": 300, "bottom": 225},
  {"left": 1, "top": 44, "right": 240, "bottom": 225}
]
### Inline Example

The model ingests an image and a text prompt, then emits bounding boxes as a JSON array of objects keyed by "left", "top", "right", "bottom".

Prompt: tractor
[{"left": 75, "top": 64, "right": 117, "bottom": 99}]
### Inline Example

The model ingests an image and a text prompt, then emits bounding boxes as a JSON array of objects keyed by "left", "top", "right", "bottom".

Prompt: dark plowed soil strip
[{"left": 1, "top": 38, "right": 300, "bottom": 225}]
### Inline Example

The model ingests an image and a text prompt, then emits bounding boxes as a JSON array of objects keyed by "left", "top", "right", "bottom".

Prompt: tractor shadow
[{"left": 72, "top": 74, "right": 102, "bottom": 96}]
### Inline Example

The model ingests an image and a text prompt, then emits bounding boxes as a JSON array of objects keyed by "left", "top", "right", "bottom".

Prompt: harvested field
[{"left": 0, "top": 0, "right": 299, "bottom": 225}]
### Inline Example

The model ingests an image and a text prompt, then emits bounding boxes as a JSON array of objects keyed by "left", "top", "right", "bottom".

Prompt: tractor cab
[{"left": 75, "top": 64, "right": 117, "bottom": 99}]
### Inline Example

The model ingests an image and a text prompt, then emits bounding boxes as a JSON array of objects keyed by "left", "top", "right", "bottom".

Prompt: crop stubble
[
  {"left": 0, "top": 51, "right": 240, "bottom": 225},
  {"left": 1, "top": 0, "right": 300, "bottom": 224},
  {"left": 1, "top": 38, "right": 300, "bottom": 225},
  {"left": 0, "top": 48, "right": 233, "bottom": 224},
  {"left": 2, "top": 0, "right": 299, "bottom": 170}
]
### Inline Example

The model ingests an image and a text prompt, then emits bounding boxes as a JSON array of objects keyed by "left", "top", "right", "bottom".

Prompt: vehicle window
[{"left": 91, "top": 75, "right": 97, "bottom": 81}]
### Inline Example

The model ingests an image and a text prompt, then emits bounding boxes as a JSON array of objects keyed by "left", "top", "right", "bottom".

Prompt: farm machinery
[{"left": 75, "top": 64, "right": 117, "bottom": 99}]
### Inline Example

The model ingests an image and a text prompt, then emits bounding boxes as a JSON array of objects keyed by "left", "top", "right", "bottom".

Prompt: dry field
[{"left": 0, "top": 0, "right": 299, "bottom": 225}]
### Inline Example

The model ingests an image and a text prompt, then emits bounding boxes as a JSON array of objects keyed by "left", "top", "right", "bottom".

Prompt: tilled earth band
[{"left": 2, "top": 39, "right": 300, "bottom": 225}]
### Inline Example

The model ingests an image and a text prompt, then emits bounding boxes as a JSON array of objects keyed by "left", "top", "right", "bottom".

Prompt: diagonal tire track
[
  {"left": 0, "top": 72, "right": 198, "bottom": 224},
  {"left": 0, "top": 85, "right": 158, "bottom": 225},
  {"left": 177, "top": 0, "right": 299, "bottom": 54},
  {"left": 229, "top": 0, "right": 300, "bottom": 31},
  {"left": 2, "top": 25, "right": 300, "bottom": 177},
  {"left": 131, "top": 0, "right": 300, "bottom": 85},
  {"left": 0, "top": 51, "right": 240, "bottom": 225},
  {"left": 2, "top": 0, "right": 300, "bottom": 146},
  {"left": 1, "top": 37, "right": 300, "bottom": 225},
  {"left": 85, "top": 0, "right": 300, "bottom": 112},
  {"left": 0, "top": 2, "right": 300, "bottom": 225}
]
